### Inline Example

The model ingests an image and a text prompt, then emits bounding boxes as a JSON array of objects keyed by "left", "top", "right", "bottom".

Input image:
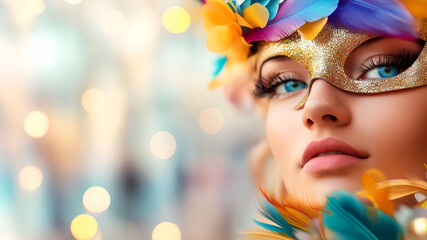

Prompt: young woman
[{"left": 201, "top": 0, "right": 427, "bottom": 239}]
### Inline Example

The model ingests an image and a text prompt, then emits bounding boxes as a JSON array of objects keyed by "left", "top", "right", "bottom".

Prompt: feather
[
  {"left": 265, "top": 0, "right": 280, "bottom": 20},
  {"left": 244, "top": 0, "right": 339, "bottom": 42},
  {"left": 322, "top": 191, "right": 402, "bottom": 240},
  {"left": 376, "top": 178, "right": 427, "bottom": 200},
  {"left": 297, "top": 17, "right": 328, "bottom": 40},
  {"left": 239, "top": 230, "right": 295, "bottom": 240},
  {"left": 256, "top": 199, "right": 297, "bottom": 238},
  {"left": 400, "top": 0, "right": 427, "bottom": 17},
  {"left": 360, "top": 169, "right": 395, "bottom": 216},
  {"left": 213, "top": 56, "right": 227, "bottom": 77},
  {"left": 328, "top": 0, "right": 417, "bottom": 39},
  {"left": 256, "top": 184, "right": 322, "bottom": 227}
]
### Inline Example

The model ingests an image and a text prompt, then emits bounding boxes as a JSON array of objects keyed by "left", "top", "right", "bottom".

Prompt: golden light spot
[
  {"left": 83, "top": 186, "right": 111, "bottom": 214},
  {"left": 150, "top": 131, "right": 177, "bottom": 159},
  {"left": 64, "top": 0, "right": 83, "bottom": 4},
  {"left": 70, "top": 214, "right": 98, "bottom": 240},
  {"left": 98, "top": 9, "right": 127, "bottom": 35},
  {"left": 152, "top": 222, "right": 181, "bottom": 240},
  {"left": 18, "top": 165, "right": 43, "bottom": 191},
  {"left": 199, "top": 108, "right": 224, "bottom": 134},
  {"left": 411, "top": 217, "right": 427, "bottom": 236},
  {"left": 81, "top": 88, "right": 106, "bottom": 113},
  {"left": 162, "top": 7, "right": 191, "bottom": 33},
  {"left": 26, "top": 0, "right": 45, "bottom": 16},
  {"left": 24, "top": 111, "right": 49, "bottom": 138}
]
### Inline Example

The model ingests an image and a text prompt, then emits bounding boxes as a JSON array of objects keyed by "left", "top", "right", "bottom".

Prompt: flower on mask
[{"left": 203, "top": 0, "right": 280, "bottom": 62}]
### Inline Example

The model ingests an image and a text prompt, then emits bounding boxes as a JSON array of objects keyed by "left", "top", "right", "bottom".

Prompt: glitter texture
[{"left": 256, "top": 18, "right": 427, "bottom": 108}]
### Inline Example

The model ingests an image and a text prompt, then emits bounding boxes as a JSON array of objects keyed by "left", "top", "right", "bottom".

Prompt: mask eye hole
[{"left": 344, "top": 37, "right": 425, "bottom": 81}]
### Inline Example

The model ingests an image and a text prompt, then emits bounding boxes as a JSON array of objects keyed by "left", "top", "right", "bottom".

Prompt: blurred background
[{"left": 0, "top": 0, "right": 265, "bottom": 239}]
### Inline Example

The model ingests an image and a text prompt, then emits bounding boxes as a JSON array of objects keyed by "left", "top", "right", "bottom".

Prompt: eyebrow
[
  {"left": 254, "top": 55, "right": 294, "bottom": 90},
  {"left": 259, "top": 55, "right": 292, "bottom": 74}
]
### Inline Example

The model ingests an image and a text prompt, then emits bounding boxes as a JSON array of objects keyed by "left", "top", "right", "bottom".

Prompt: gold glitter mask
[{"left": 257, "top": 19, "right": 427, "bottom": 109}]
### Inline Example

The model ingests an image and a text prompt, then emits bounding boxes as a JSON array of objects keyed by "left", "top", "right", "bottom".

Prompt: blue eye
[
  {"left": 276, "top": 80, "right": 308, "bottom": 94},
  {"left": 364, "top": 66, "right": 400, "bottom": 79}
]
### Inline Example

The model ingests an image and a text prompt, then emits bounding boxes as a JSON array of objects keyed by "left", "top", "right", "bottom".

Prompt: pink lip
[{"left": 301, "top": 137, "right": 368, "bottom": 173}]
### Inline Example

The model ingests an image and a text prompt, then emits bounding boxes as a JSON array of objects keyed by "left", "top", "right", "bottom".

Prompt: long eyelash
[
  {"left": 253, "top": 73, "right": 294, "bottom": 98},
  {"left": 359, "top": 50, "right": 420, "bottom": 74}
]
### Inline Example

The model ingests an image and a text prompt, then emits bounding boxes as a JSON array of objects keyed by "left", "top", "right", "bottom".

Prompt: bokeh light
[
  {"left": 24, "top": 111, "right": 49, "bottom": 138},
  {"left": 199, "top": 108, "right": 224, "bottom": 134},
  {"left": 162, "top": 7, "right": 191, "bottom": 33},
  {"left": 81, "top": 88, "right": 106, "bottom": 113},
  {"left": 27, "top": 0, "right": 45, "bottom": 16},
  {"left": 124, "top": 9, "right": 159, "bottom": 53},
  {"left": 65, "top": 0, "right": 83, "bottom": 4},
  {"left": 70, "top": 214, "right": 98, "bottom": 240},
  {"left": 98, "top": 9, "right": 127, "bottom": 34},
  {"left": 27, "top": 35, "right": 58, "bottom": 68},
  {"left": 18, "top": 165, "right": 43, "bottom": 191},
  {"left": 83, "top": 186, "right": 111, "bottom": 214},
  {"left": 152, "top": 222, "right": 181, "bottom": 240},
  {"left": 411, "top": 217, "right": 427, "bottom": 236},
  {"left": 150, "top": 131, "right": 177, "bottom": 159}
]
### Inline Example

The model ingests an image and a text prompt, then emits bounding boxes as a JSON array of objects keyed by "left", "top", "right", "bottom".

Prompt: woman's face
[{"left": 258, "top": 36, "right": 426, "bottom": 202}]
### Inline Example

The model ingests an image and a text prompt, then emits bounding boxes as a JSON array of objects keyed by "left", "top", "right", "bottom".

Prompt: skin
[{"left": 260, "top": 37, "right": 426, "bottom": 203}]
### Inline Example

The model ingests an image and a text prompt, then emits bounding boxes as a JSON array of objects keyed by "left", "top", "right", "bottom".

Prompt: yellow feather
[
  {"left": 239, "top": 230, "right": 295, "bottom": 240},
  {"left": 360, "top": 169, "right": 395, "bottom": 216},
  {"left": 297, "top": 17, "right": 328, "bottom": 40},
  {"left": 376, "top": 178, "right": 427, "bottom": 200},
  {"left": 399, "top": 0, "right": 427, "bottom": 17}
]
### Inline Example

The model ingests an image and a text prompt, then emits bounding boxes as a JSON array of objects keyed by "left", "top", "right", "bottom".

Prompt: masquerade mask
[{"left": 256, "top": 19, "right": 427, "bottom": 109}]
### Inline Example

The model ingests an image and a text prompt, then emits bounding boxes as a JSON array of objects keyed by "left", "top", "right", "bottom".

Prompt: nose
[{"left": 301, "top": 79, "right": 352, "bottom": 129}]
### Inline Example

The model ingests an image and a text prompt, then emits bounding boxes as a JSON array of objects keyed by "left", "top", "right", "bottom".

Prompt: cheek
[
  {"left": 354, "top": 87, "right": 427, "bottom": 176},
  {"left": 265, "top": 102, "right": 302, "bottom": 167}
]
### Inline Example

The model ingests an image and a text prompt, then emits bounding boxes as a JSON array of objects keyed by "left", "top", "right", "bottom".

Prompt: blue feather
[
  {"left": 254, "top": 200, "right": 297, "bottom": 238},
  {"left": 213, "top": 56, "right": 227, "bottom": 77},
  {"left": 253, "top": 219, "right": 296, "bottom": 237},
  {"left": 244, "top": 0, "right": 339, "bottom": 42},
  {"left": 240, "top": 0, "right": 252, "bottom": 10},
  {"left": 328, "top": 0, "right": 417, "bottom": 39},
  {"left": 265, "top": 0, "right": 280, "bottom": 20},
  {"left": 322, "top": 191, "right": 403, "bottom": 240}
]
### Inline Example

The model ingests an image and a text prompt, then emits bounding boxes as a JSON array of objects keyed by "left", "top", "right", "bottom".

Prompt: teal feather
[
  {"left": 239, "top": 0, "right": 280, "bottom": 21},
  {"left": 213, "top": 56, "right": 227, "bottom": 77},
  {"left": 240, "top": 0, "right": 252, "bottom": 10},
  {"left": 322, "top": 191, "right": 403, "bottom": 240},
  {"left": 255, "top": 200, "right": 297, "bottom": 238},
  {"left": 265, "top": 0, "right": 280, "bottom": 20}
]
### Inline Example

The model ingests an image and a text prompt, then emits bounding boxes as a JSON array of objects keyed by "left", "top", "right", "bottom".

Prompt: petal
[
  {"left": 242, "top": 3, "right": 270, "bottom": 28},
  {"left": 203, "top": 0, "right": 236, "bottom": 31},
  {"left": 235, "top": 12, "right": 253, "bottom": 29},
  {"left": 206, "top": 24, "right": 241, "bottom": 53},
  {"left": 208, "top": 76, "right": 230, "bottom": 89},
  {"left": 297, "top": 17, "right": 328, "bottom": 40},
  {"left": 227, "top": 37, "right": 250, "bottom": 61}
]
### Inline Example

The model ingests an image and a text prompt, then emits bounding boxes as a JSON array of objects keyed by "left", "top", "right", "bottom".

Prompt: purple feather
[
  {"left": 243, "top": 0, "right": 339, "bottom": 42},
  {"left": 328, "top": 0, "right": 417, "bottom": 39}
]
